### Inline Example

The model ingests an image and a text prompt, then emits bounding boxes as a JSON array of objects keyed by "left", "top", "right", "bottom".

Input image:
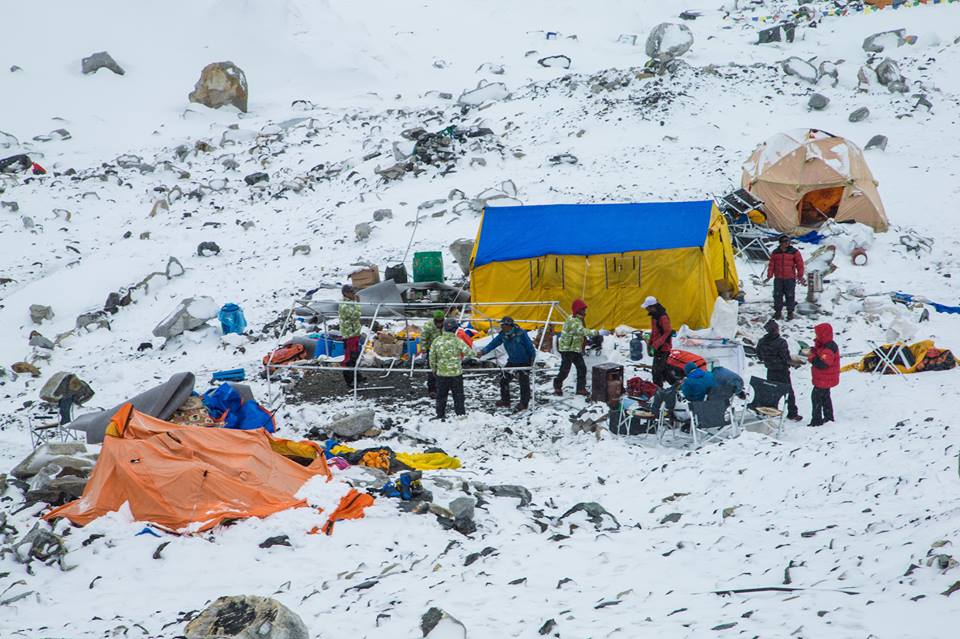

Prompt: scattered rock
[
  {"left": 327, "top": 409, "right": 375, "bottom": 439},
  {"left": 781, "top": 57, "right": 818, "bottom": 84},
  {"left": 1, "top": 201, "right": 19, "bottom": 212},
  {"left": 11, "top": 523, "right": 70, "bottom": 570},
  {"left": 188, "top": 61, "right": 249, "bottom": 113},
  {"left": 0, "top": 130, "right": 19, "bottom": 148},
  {"left": 258, "top": 535, "right": 292, "bottom": 549},
  {"left": 29, "top": 331, "right": 54, "bottom": 350},
  {"left": 539, "top": 619, "right": 557, "bottom": 635},
  {"left": 863, "top": 29, "right": 907, "bottom": 53},
  {"left": 291, "top": 244, "right": 311, "bottom": 256},
  {"left": 75, "top": 311, "right": 110, "bottom": 332},
  {"left": 549, "top": 153, "right": 578, "bottom": 165},
  {"left": 914, "top": 94, "right": 933, "bottom": 111},
  {"left": 185, "top": 595, "right": 308, "bottom": 639},
  {"left": 420, "top": 607, "right": 467, "bottom": 638},
  {"left": 39, "top": 371, "right": 94, "bottom": 407},
  {"left": 538, "top": 55, "right": 572, "bottom": 69},
  {"left": 849, "top": 107, "right": 870, "bottom": 123},
  {"left": 11, "top": 442, "right": 92, "bottom": 479},
  {"left": 818, "top": 61, "right": 839, "bottom": 87},
  {"left": 875, "top": 58, "right": 902, "bottom": 86},
  {"left": 81, "top": 51, "right": 125, "bottom": 76},
  {"left": 808, "top": 93, "right": 829, "bottom": 111},
  {"left": 29, "top": 304, "right": 54, "bottom": 324},
  {"left": 559, "top": 502, "right": 621, "bottom": 529},
  {"left": 660, "top": 512, "right": 683, "bottom": 524},
  {"left": 488, "top": 484, "right": 532, "bottom": 507},
  {"left": 197, "top": 241, "right": 221, "bottom": 257},
  {"left": 372, "top": 208, "right": 393, "bottom": 222},
  {"left": 355, "top": 222, "right": 372, "bottom": 241},
  {"left": 152, "top": 296, "right": 219, "bottom": 339},
  {"left": 244, "top": 171, "right": 268, "bottom": 186},
  {"left": 646, "top": 23, "right": 694, "bottom": 60},
  {"left": 448, "top": 497, "right": 476, "bottom": 521},
  {"left": 865, "top": 134, "right": 888, "bottom": 151},
  {"left": 449, "top": 239, "right": 475, "bottom": 275},
  {"left": 10, "top": 65, "right": 22, "bottom": 72},
  {"left": 11, "top": 361, "right": 41, "bottom": 377},
  {"left": 458, "top": 81, "right": 509, "bottom": 106}
]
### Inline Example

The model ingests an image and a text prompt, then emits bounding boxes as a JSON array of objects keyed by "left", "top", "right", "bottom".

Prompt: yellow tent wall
[{"left": 469, "top": 203, "right": 739, "bottom": 331}]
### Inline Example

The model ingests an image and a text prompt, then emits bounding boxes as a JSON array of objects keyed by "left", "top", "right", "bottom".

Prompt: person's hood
[
  {"left": 814, "top": 323, "right": 834, "bottom": 345},
  {"left": 764, "top": 319, "right": 780, "bottom": 335},
  {"left": 684, "top": 362, "right": 703, "bottom": 377}
]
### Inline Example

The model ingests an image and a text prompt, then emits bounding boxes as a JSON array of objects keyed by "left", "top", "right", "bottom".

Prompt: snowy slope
[{"left": 2, "top": 1, "right": 960, "bottom": 637}]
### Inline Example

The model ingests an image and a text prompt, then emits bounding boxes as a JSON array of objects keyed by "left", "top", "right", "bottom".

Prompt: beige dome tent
[{"left": 741, "top": 129, "right": 889, "bottom": 235}]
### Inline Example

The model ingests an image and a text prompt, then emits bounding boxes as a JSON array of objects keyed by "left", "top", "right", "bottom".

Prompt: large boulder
[
  {"left": 782, "top": 57, "right": 818, "bottom": 84},
  {"left": 327, "top": 409, "right": 375, "bottom": 439},
  {"left": 421, "top": 607, "right": 467, "bottom": 638},
  {"left": 11, "top": 442, "right": 93, "bottom": 479},
  {"left": 875, "top": 58, "right": 903, "bottom": 86},
  {"left": 153, "top": 296, "right": 219, "bottom": 339},
  {"left": 449, "top": 239, "right": 475, "bottom": 276},
  {"left": 188, "top": 62, "right": 249, "bottom": 113},
  {"left": 645, "top": 23, "right": 694, "bottom": 61},
  {"left": 185, "top": 595, "right": 308, "bottom": 639},
  {"left": 11, "top": 442, "right": 99, "bottom": 504},
  {"left": 29, "top": 304, "right": 54, "bottom": 324},
  {"left": 863, "top": 29, "right": 907, "bottom": 53},
  {"left": 81, "top": 51, "right": 125, "bottom": 76}
]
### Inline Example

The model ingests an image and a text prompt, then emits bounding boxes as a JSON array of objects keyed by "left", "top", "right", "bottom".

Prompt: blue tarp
[{"left": 473, "top": 201, "right": 714, "bottom": 268}]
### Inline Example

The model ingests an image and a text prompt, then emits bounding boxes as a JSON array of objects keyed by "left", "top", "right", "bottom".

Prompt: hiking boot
[
  {"left": 787, "top": 413, "right": 803, "bottom": 422},
  {"left": 575, "top": 388, "right": 589, "bottom": 397},
  {"left": 787, "top": 310, "right": 795, "bottom": 321},
  {"left": 428, "top": 392, "right": 437, "bottom": 400},
  {"left": 553, "top": 386, "right": 563, "bottom": 396},
  {"left": 807, "top": 420, "right": 823, "bottom": 427},
  {"left": 514, "top": 403, "right": 529, "bottom": 412},
  {"left": 495, "top": 400, "right": 511, "bottom": 408},
  {"left": 773, "top": 310, "right": 783, "bottom": 320}
]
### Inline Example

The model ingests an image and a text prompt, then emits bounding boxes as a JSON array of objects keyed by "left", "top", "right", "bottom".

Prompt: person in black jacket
[{"left": 755, "top": 319, "right": 801, "bottom": 421}]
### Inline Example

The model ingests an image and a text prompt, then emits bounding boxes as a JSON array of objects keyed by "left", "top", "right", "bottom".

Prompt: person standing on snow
[
  {"left": 807, "top": 322, "right": 840, "bottom": 427},
  {"left": 756, "top": 319, "right": 802, "bottom": 421},
  {"left": 429, "top": 318, "right": 476, "bottom": 420},
  {"left": 643, "top": 296, "right": 673, "bottom": 387},
  {"left": 765, "top": 235, "right": 805, "bottom": 320},
  {"left": 420, "top": 310, "right": 446, "bottom": 399},
  {"left": 554, "top": 298, "right": 594, "bottom": 396},
  {"left": 339, "top": 284, "right": 365, "bottom": 387},
  {"left": 477, "top": 316, "right": 536, "bottom": 411}
]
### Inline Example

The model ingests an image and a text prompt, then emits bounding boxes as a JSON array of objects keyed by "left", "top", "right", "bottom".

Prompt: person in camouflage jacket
[
  {"left": 339, "top": 285, "right": 364, "bottom": 387},
  {"left": 553, "top": 298, "right": 594, "bottom": 396},
  {"left": 420, "top": 310, "right": 445, "bottom": 399},
  {"left": 429, "top": 318, "right": 476, "bottom": 418}
]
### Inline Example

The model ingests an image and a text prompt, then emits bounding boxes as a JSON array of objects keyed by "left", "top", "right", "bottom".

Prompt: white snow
[{"left": 2, "top": 0, "right": 960, "bottom": 637}]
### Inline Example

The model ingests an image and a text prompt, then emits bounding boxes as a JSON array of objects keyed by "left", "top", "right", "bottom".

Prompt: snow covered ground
[{"left": 2, "top": 0, "right": 960, "bottom": 637}]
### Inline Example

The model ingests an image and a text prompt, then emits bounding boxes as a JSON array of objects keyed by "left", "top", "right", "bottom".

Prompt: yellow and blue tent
[{"left": 469, "top": 201, "right": 739, "bottom": 330}]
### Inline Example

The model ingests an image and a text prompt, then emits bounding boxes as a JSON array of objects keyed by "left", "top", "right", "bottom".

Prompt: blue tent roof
[{"left": 473, "top": 201, "right": 714, "bottom": 268}]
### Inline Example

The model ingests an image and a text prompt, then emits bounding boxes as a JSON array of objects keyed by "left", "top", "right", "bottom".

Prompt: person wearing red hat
[{"left": 553, "top": 298, "right": 594, "bottom": 396}]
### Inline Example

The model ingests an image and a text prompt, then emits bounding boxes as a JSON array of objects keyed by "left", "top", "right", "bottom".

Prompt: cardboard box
[{"left": 350, "top": 265, "right": 380, "bottom": 289}]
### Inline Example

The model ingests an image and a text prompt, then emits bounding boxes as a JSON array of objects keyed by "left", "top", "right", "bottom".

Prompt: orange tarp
[{"left": 45, "top": 404, "right": 333, "bottom": 533}]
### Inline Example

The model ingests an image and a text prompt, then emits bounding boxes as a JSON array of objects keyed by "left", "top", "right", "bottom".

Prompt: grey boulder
[
  {"left": 865, "top": 135, "right": 888, "bottom": 151},
  {"left": 185, "top": 595, "right": 308, "bottom": 639},
  {"left": 11, "top": 442, "right": 94, "bottom": 480},
  {"left": 808, "top": 93, "right": 829, "bottom": 111},
  {"left": 875, "top": 58, "right": 902, "bottom": 86},
  {"left": 355, "top": 222, "right": 372, "bottom": 241},
  {"left": 849, "top": 107, "right": 870, "bottom": 123},
  {"left": 449, "top": 239, "right": 475, "bottom": 275},
  {"left": 421, "top": 607, "right": 467, "bottom": 638},
  {"left": 448, "top": 497, "right": 476, "bottom": 521},
  {"left": 328, "top": 409, "right": 375, "bottom": 439},
  {"left": 29, "top": 304, "right": 54, "bottom": 324},
  {"left": 646, "top": 23, "right": 694, "bottom": 60},
  {"left": 863, "top": 29, "right": 907, "bottom": 53},
  {"left": 82, "top": 51, "right": 125, "bottom": 76},
  {"left": 781, "top": 57, "right": 818, "bottom": 84},
  {"left": 153, "top": 296, "right": 219, "bottom": 339}
]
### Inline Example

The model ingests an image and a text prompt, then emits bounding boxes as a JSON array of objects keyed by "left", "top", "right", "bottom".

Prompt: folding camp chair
[
  {"left": 652, "top": 386, "right": 691, "bottom": 446},
  {"left": 27, "top": 403, "right": 80, "bottom": 447},
  {"left": 612, "top": 397, "right": 657, "bottom": 436},
  {"left": 689, "top": 399, "right": 737, "bottom": 447},
  {"left": 867, "top": 340, "right": 909, "bottom": 378},
  {"left": 739, "top": 376, "right": 790, "bottom": 437}
]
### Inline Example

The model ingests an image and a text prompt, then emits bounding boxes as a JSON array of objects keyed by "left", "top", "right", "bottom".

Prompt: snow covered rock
[
  {"left": 863, "top": 29, "right": 908, "bottom": 53},
  {"left": 458, "top": 81, "right": 509, "bottom": 106},
  {"left": 327, "top": 409, "right": 375, "bottom": 439},
  {"left": 355, "top": 222, "right": 372, "bottom": 241},
  {"left": 538, "top": 55, "right": 571, "bottom": 69},
  {"left": 184, "top": 595, "right": 308, "bottom": 639},
  {"left": 865, "top": 134, "right": 888, "bottom": 151},
  {"left": 188, "top": 61, "right": 249, "bottom": 113},
  {"left": 372, "top": 208, "right": 393, "bottom": 221},
  {"left": 449, "top": 239, "right": 474, "bottom": 275},
  {"left": 81, "top": 51, "right": 125, "bottom": 76},
  {"left": 808, "top": 93, "right": 829, "bottom": 111},
  {"left": 29, "top": 304, "right": 53, "bottom": 324},
  {"left": 781, "top": 57, "right": 818, "bottom": 84},
  {"left": 11, "top": 441, "right": 97, "bottom": 504},
  {"left": 448, "top": 497, "right": 475, "bottom": 521},
  {"left": 875, "top": 58, "right": 906, "bottom": 90},
  {"left": 421, "top": 607, "right": 467, "bottom": 638},
  {"left": 152, "top": 296, "right": 219, "bottom": 339},
  {"left": 645, "top": 23, "right": 693, "bottom": 61}
]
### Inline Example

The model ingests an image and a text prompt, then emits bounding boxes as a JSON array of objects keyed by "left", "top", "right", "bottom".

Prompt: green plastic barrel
[{"left": 413, "top": 251, "right": 444, "bottom": 282}]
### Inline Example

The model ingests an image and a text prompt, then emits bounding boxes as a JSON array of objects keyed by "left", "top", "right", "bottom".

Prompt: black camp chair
[
  {"left": 689, "top": 398, "right": 737, "bottom": 447},
  {"left": 739, "top": 376, "right": 791, "bottom": 437},
  {"left": 653, "top": 386, "right": 690, "bottom": 446}
]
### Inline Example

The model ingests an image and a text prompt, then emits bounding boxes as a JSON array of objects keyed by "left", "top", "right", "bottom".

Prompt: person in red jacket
[
  {"left": 807, "top": 322, "right": 839, "bottom": 427},
  {"left": 642, "top": 296, "right": 673, "bottom": 387},
  {"left": 765, "top": 235, "right": 805, "bottom": 321}
]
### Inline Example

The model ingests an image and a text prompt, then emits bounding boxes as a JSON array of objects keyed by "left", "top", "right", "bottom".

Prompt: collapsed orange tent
[{"left": 45, "top": 404, "right": 340, "bottom": 533}]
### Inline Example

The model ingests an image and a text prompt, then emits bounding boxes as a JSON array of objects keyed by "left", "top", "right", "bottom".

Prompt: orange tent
[{"left": 45, "top": 404, "right": 336, "bottom": 533}]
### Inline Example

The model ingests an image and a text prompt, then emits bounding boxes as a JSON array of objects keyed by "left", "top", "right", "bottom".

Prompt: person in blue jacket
[
  {"left": 478, "top": 316, "right": 536, "bottom": 410},
  {"left": 709, "top": 366, "right": 745, "bottom": 404},
  {"left": 680, "top": 361, "right": 717, "bottom": 402}
]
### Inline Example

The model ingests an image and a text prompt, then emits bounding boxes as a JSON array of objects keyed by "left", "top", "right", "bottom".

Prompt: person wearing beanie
[
  {"left": 755, "top": 318, "right": 801, "bottom": 421},
  {"left": 642, "top": 296, "right": 674, "bottom": 387},
  {"left": 554, "top": 298, "right": 594, "bottom": 396},
  {"left": 680, "top": 361, "right": 716, "bottom": 402},
  {"left": 765, "top": 235, "right": 805, "bottom": 321},
  {"left": 339, "top": 284, "right": 365, "bottom": 387},
  {"left": 420, "top": 310, "right": 446, "bottom": 399},
  {"left": 429, "top": 318, "right": 476, "bottom": 419},
  {"left": 477, "top": 316, "right": 536, "bottom": 410}
]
